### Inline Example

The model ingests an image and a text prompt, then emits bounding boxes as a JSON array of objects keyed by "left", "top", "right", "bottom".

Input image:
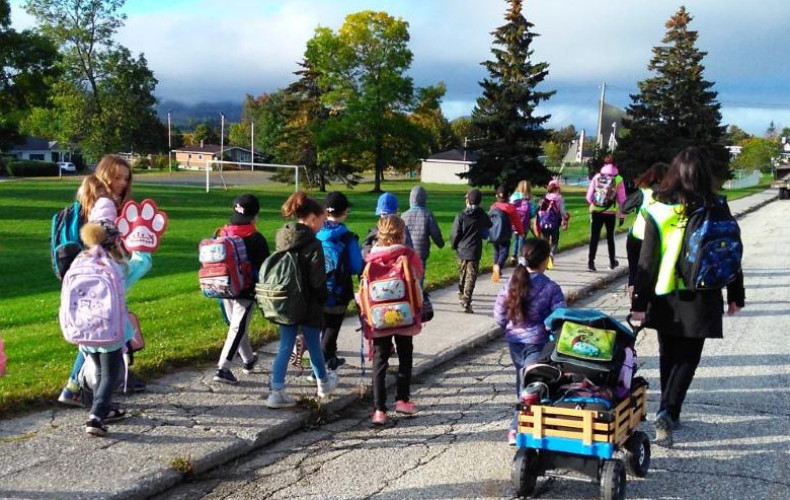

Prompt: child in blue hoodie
[{"left": 317, "top": 192, "right": 363, "bottom": 371}]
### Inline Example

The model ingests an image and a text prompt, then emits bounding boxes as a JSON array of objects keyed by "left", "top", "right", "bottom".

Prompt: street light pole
[
  {"left": 219, "top": 112, "right": 225, "bottom": 165},
  {"left": 251, "top": 121, "right": 255, "bottom": 172},
  {"left": 167, "top": 110, "right": 173, "bottom": 174}
]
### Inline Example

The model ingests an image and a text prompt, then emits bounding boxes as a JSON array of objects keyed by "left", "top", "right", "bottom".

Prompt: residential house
[
  {"left": 172, "top": 143, "right": 269, "bottom": 170},
  {"left": 6, "top": 136, "right": 72, "bottom": 163}
]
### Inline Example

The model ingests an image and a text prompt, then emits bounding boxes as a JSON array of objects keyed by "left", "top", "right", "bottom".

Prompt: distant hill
[{"left": 156, "top": 100, "right": 243, "bottom": 129}]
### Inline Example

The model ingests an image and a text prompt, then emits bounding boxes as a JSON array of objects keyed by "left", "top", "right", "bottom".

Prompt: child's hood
[
  {"left": 275, "top": 222, "right": 315, "bottom": 252},
  {"left": 366, "top": 243, "right": 410, "bottom": 263},
  {"left": 317, "top": 220, "right": 349, "bottom": 243},
  {"left": 601, "top": 163, "right": 619, "bottom": 176},
  {"left": 409, "top": 185, "right": 428, "bottom": 208}
]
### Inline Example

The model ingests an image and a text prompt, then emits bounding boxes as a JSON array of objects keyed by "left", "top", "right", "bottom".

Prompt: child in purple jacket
[{"left": 493, "top": 238, "right": 565, "bottom": 445}]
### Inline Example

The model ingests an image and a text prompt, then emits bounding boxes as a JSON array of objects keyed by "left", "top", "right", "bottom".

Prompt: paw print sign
[{"left": 116, "top": 199, "right": 168, "bottom": 253}]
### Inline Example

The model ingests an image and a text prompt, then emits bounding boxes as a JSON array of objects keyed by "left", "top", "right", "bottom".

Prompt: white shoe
[
  {"left": 316, "top": 371, "right": 339, "bottom": 398},
  {"left": 265, "top": 389, "right": 296, "bottom": 408}
]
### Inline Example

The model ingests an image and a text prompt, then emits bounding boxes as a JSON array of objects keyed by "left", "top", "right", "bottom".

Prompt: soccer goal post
[{"left": 203, "top": 160, "right": 306, "bottom": 193}]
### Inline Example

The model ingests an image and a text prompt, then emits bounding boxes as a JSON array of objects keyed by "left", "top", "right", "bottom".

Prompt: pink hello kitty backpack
[{"left": 59, "top": 246, "right": 127, "bottom": 348}]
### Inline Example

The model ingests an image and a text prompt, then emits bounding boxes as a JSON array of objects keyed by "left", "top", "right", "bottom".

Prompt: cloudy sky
[{"left": 10, "top": 0, "right": 790, "bottom": 135}]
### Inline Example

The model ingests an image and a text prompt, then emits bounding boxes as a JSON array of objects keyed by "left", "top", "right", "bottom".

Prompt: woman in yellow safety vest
[
  {"left": 621, "top": 162, "right": 668, "bottom": 297},
  {"left": 630, "top": 147, "right": 744, "bottom": 448}
]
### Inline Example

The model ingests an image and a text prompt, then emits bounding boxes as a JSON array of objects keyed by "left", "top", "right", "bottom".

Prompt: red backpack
[
  {"left": 198, "top": 227, "right": 252, "bottom": 299},
  {"left": 358, "top": 251, "right": 422, "bottom": 339}
]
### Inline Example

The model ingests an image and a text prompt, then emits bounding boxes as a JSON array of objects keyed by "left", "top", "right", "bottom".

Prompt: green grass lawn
[{"left": 0, "top": 174, "right": 770, "bottom": 414}]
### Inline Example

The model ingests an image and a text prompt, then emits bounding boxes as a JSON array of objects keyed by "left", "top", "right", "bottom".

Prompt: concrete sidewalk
[{"left": 0, "top": 190, "right": 777, "bottom": 500}]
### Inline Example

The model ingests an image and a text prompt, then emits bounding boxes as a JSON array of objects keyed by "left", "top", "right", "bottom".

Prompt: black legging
[
  {"left": 321, "top": 311, "right": 346, "bottom": 360},
  {"left": 589, "top": 212, "right": 617, "bottom": 264},
  {"left": 626, "top": 234, "right": 642, "bottom": 286},
  {"left": 372, "top": 335, "right": 413, "bottom": 411},
  {"left": 657, "top": 332, "right": 705, "bottom": 421}
]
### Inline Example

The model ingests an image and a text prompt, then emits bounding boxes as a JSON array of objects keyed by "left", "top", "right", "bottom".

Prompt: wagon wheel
[
  {"left": 600, "top": 459, "right": 626, "bottom": 500},
  {"left": 624, "top": 430, "right": 651, "bottom": 477},
  {"left": 512, "top": 448, "right": 538, "bottom": 497}
]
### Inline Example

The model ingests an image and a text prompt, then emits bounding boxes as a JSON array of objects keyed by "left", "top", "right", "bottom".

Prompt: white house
[
  {"left": 420, "top": 149, "right": 477, "bottom": 185},
  {"left": 6, "top": 136, "right": 72, "bottom": 163}
]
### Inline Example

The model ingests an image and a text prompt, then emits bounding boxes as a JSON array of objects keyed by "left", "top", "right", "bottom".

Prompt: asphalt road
[{"left": 155, "top": 201, "right": 790, "bottom": 500}]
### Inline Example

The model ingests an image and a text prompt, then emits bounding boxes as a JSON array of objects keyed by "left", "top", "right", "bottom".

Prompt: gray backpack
[{"left": 255, "top": 250, "right": 307, "bottom": 325}]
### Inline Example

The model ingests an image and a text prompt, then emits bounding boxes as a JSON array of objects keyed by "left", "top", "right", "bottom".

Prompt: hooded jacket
[
  {"left": 274, "top": 222, "right": 327, "bottom": 327},
  {"left": 223, "top": 223, "right": 270, "bottom": 297},
  {"left": 450, "top": 205, "right": 493, "bottom": 261},
  {"left": 493, "top": 272, "right": 566, "bottom": 344},
  {"left": 316, "top": 220, "right": 363, "bottom": 310},
  {"left": 586, "top": 163, "right": 627, "bottom": 216},
  {"left": 401, "top": 186, "right": 445, "bottom": 264}
]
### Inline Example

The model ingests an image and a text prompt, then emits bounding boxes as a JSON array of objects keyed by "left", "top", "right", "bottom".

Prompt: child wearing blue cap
[{"left": 362, "top": 192, "right": 414, "bottom": 256}]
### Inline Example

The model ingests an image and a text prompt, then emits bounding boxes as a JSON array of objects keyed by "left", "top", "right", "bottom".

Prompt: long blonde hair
[
  {"left": 76, "top": 175, "right": 108, "bottom": 218},
  {"left": 377, "top": 215, "right": 406, "bottom": 246},
  {"left": 94, "top": 155, "right": 133, "bottom": 206},
  {"left": 515, "top": 180, "right": 532, "bottom": 199}
]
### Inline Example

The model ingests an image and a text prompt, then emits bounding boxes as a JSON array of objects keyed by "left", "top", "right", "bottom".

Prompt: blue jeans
[
  {"left": 508, "top": 341, "right": 546, "bottom": 431},
  {"left": 68, "top": 349, "right": 86, "bottom": 384},
  {"left": 512, "top": 235, "right": 524, "bottom": 259},
  {"left": 271, "top": 324, "right": 327, "bottom": 390}
]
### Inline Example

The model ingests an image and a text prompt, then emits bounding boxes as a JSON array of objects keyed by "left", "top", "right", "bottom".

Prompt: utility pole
[
  {"left": 597, "top": 83, "right": 606, "bottom": 148},
  {"left": 167, "top": 110, "right": 173, "bottom": 174},
  {"left": 251, "top": 121, "right": 255, "bottom": 172},
  {"left": 219, "top": 112, "right": 225, "bottom": 164}
]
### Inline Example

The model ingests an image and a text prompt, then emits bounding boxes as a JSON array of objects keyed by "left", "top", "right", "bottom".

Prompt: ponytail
[
  {"left": 281, "top": 191, "right": 325, "bottom": 220},
  {"left": 505, "top": 238, "right": 552, "bottom": 323},
  {"left": 505, "top": 264, "right": 532, "bottom": 323}
]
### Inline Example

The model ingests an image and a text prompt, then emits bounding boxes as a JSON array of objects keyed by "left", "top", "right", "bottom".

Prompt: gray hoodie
[{"left": 401, "top": 185, "right": 445, "bottom": 264}]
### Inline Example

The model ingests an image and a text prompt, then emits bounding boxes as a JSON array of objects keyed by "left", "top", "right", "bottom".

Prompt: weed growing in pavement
[
  {"left": 296, "top": 393, "right": 328, "bottom": 428},
  {"left": 169, "top": 455, "right": 193, "bottom": 475}
]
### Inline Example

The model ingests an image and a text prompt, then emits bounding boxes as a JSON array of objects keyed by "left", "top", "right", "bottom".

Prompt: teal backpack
[
  {"left": 255, "top": 250, "right": 307, "bottom": 325},
  {"left": 51, "top": 201, "right": 84, "bottom": 280}
]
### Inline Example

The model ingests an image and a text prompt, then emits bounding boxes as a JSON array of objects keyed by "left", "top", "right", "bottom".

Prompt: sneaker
[
  {"left": 654, "top": 411, "right": 674, "bottom": 447},
  {"left": 588, "top": 261, "right": 597, "bottom": 272},
  {"left": 463, "top": 305, "right": 474, "bottom": 314},
  {"left": 85, "top": 418, "right": 108, "bottom": 437},
  {"left": 492, "top": 266, "right": 501, "bottom": 283},
  {"left": 609, "top": 260, "right": 619, "bottom": 270},
  {"left": 212, "top": 368, "right": 239, "bottom": 385},
  {"left": 104, "top": 407, "right": 127, "bottom": 423},
  {"left": 506, "top": 256, "right": 517, "bottom": 267},
  {"left": 58, "top": 386, "right": 84, "bottom": 407},
  {"left": 327, "top": 356, "right": 346, "bottom": 371},
  {"left": 457, "top": 292, "right": 464, "bottom": 304},
  {"left": 394, "top": 400, "right": 418, "bottom": 415},
  {"left": 265, "top": 389, "right": 296, "bottom": 409},
  {"left": 317, "top": 371, "right": 339, "bottom": 398},
  {"left": 508, "top": 430, "right": 517, "bottom": 446},
  {"left": 371, "top": 409, "right": 388, "bottom": 425},
  {"left": 242, "top": 354, "right": 259, "bottom": 374}
]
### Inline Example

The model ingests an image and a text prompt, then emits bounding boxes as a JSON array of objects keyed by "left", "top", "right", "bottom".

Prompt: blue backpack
[
  {"left": 51, "top": 201, "right": 84, "bottom": 280},
  {"left": 677, "top": 197, "right": 742, "bottom": 291},
  {"left": 322, "top": 232, "right": 354, "bottom": 308},
  {"left": 487, "top": 207, "right": 512, "bottom": 244}
]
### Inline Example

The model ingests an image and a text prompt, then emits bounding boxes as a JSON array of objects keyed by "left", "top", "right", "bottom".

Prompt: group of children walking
[{"left": 51, "top": 153, "right": 736, "bottom": 450}]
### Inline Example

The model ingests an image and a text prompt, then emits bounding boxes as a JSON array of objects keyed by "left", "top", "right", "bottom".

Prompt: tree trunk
[{"left": 373, "top": 137, "right": 383, "bottom": 193}]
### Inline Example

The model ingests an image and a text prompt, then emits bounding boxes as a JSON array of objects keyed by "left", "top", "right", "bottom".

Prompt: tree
[
  {"left": 617, "top": 7, "right": 729, "bottom": 181},
  {"left": 725, "top": 124, "right": 750, "bottom": 145},
  {"left": 464, "top": 0, "right": 554, "bottom": 190},
  {"left": 450, "top": 116, "right": 475, "bottom": 147},
  {"left": 242, "top": 92, "right": 287, "bottom": 161},
  {"left": 24, "top": 0, "right": 162, "bottom": 159},
  {"left": 732, "top": 137, "right": 780, "bottom": 172},
  {"left": 306, "top": 11, "right": 425, "bottom": 192},
  {"left": 192, "top": 122, "right": 219, "bottom": 145},
  {"left": 228, "top": 121, "right": 251, "bottom": 148},
  {"left": 410, "top": 82, "right": 457, "bottom": 154},
  {"left": 0, "top": 0, "right": 58, "bottom": 151}
]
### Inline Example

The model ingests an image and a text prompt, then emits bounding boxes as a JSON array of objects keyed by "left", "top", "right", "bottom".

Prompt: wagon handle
[{"left": 626, "top": 314, "right": 645, "bottom": 335}]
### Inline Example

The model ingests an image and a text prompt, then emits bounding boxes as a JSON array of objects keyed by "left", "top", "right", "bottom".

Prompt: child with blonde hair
[{"left": 362, "top": 215, "right": 424, "bottom": 425}]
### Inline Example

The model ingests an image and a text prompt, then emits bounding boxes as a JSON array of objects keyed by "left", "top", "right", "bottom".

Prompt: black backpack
[{"left": 487, "top": 207, "right": 512, "bottom": 244}]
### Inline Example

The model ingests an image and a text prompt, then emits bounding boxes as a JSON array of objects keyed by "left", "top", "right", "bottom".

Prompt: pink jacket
[{"left": 586, "top": 163, "right": 626, "bottom": 216}]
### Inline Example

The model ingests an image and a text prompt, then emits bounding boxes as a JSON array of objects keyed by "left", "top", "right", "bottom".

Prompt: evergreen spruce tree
[
  {"left": 618, "top": 7, "right": 729, "bottom": 181},
  {"left": 464, "top": 0, "right": 554, "bottom": 189}
]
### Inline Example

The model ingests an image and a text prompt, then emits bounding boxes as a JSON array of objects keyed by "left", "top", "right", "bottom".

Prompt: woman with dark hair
[
  {"left": 630, "top": 146, "right": 744, "bottom": 447},
  {"left": 493, "top": 238, "right": 565, "bottom": 445},
  {"left": 622, "top": 162, "right": 669, "bottom": 296}
]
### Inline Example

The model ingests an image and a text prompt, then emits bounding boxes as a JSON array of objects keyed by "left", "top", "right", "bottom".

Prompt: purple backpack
[{"left": 59, "top": 246, "right": 127, "bottom": 348}]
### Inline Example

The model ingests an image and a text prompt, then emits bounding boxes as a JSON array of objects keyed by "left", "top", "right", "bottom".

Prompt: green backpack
[{"left": 255, "top": 250, "right": 307, "bottom": 325}]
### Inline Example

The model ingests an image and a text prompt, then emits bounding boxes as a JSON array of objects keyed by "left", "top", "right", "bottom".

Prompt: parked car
[{"left": 58, "top": 161, "right": 76, "bottom": 173}]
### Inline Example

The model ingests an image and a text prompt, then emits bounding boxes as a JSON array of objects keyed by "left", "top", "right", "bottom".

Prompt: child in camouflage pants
[{"left": 450, "top": 189, "right": 492, "bottom": 314}]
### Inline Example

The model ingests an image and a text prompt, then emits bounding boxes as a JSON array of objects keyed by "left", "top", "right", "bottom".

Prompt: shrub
[
  {"left": 6, "top": 160, "right": 59, "bottom": 177},
  {"left": 133, "top": 157, "right": 152, "bottom": 170}
]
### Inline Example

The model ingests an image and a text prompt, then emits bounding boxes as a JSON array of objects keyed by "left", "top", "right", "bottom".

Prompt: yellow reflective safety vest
[
  {"left": 630, "top": 187, "right": 654, "bottom": 241},
  {"left": 642, "top": 201, "right": 687, "bottom": 295}
]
